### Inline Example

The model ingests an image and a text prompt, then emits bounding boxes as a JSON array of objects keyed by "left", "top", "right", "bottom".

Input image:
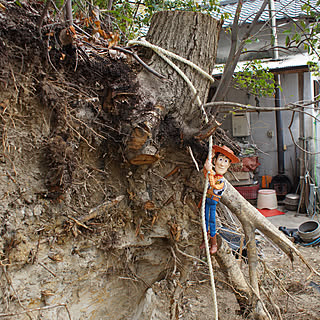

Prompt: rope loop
[{"left": 129, "top": 38, "right": 218, "bottom": 319}]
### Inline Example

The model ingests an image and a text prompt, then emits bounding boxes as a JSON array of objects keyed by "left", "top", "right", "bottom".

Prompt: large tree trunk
[
  {"left": 143, "top": 11, "right": 219, "bottom": 125},
  {"left": 124, "top": 11, "right": 221, "bottom": 164},
  {"left": 121, "top": 11, "right": 317, "bottom": 319}
]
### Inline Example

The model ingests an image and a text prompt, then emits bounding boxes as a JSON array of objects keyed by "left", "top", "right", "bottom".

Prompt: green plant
[
  {"left": 233, "top": 60, "right": 277, "bottom": 97},
  {"left": 283, "top": 1, "right": 320, "bottom": 75},
  {"left": 75, "top": 0, "right": 230, "bottom": 43}
]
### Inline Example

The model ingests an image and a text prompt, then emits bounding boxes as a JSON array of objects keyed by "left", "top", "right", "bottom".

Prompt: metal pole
[{"left": 269, "top": 0, "right": 278, "bottom": 60}]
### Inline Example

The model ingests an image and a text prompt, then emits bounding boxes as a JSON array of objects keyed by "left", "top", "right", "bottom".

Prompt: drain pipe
[
  {"left": 269, "top": 0, "right": 285, "bottom": 175},
  {"left": 275, "top": 75, "right": 285, "bottom": 174},
  {"left": 315, "top": 111, "right": 319, "bottom": 187},
  {"left": 313, "top": 111, "right": 320, "bottom": 218}
]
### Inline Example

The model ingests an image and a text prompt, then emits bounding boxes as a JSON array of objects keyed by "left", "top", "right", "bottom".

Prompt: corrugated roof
[
  {"left": 139, "top": 0, "right": 319, "bottom": 36},
  {"left": 219, "top": 0, "right": 319, "bottom": 27},
  {"left": 212, "top": 53, "right": 311, "bottom": 75}
]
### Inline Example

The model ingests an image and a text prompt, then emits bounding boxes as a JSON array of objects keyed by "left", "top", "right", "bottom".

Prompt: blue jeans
[{"left": 205, "top": 197, "right": 218, "bottom": 237}]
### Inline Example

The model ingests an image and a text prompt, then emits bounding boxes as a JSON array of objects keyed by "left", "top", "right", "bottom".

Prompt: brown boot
[
  {"left": 199, "top": 232, "right": 209, "bottom": 250},
  {"left": 209, "top": 235, "right": 218, "bottom": 255}
]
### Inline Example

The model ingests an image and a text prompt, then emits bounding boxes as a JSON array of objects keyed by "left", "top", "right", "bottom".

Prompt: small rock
[
  {"left": 22, "top": 193, "right": 34, "bottom": 204},
  {"left": 33, "top": 204, "right": 43, "bottom": 216}
]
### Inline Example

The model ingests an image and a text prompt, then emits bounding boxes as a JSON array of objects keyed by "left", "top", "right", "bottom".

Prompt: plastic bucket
[
  {"left": 298, "top": 221, "right": 320, "bottom": 243},
  {"left": 257, "top": 189, "right": 277, "bottom": 210}
]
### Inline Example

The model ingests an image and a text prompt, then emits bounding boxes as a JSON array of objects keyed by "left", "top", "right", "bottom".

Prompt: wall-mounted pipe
[
  {"left": 269, "top": 0, "right": 285, "bottom": 175},
  {"left": 274, "top": 74, "right": 285, "bottom": 174}
]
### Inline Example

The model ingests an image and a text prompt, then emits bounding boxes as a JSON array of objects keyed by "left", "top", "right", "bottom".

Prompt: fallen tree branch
[{"left": 221, "top": 181, "right": 320, "bottom": 278}]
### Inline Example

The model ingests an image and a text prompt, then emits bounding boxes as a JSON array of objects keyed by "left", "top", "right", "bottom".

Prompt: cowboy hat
[{"left": 213, "top": 145, "right": 240, "bottom": 164}]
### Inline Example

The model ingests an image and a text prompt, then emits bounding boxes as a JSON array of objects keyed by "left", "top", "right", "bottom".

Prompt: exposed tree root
[{"left": 216, "top": 181, "right": 320, "bottom": 318}]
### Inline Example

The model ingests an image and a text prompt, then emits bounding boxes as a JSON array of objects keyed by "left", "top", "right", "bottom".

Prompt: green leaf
[
  {"left": 282, "top": 29, "right": 292, "bottom": 34},
  {"left": 285, "top": 35, "right": 290, "bottom": 46}
]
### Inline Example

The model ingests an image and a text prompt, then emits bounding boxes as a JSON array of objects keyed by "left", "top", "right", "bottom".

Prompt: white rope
[
  {"left": 129, "top": 39, "right": 218, "bottom": 319},
  {"left": 188, "top": 146, "right": 199, "bottom": 172},
  {"left": 153, "top": 48, "right": 208, "bottom": 120},
  {"left": 128, "top": 39, "right": 215, "bottom": 84},
  {"left": 201, "top": 136, "right": 218, "bottom": 320}
]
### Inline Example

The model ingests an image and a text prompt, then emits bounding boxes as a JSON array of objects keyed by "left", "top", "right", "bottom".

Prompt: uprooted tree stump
[
  {"left": 118, "top": 10, "right": 319, "bottom": 320},
  {"left": 121, "top": 11, "right": 221, "bottom": 165}
]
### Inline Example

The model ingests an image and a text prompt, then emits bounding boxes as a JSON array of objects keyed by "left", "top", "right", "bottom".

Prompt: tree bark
[{"left": 124, "top": 11, "right": 221, "bottom": 164}]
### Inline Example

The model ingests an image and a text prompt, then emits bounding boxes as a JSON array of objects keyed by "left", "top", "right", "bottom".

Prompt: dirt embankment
[{"left": 0, "top": 2, "right": 206, "bottom": 319}]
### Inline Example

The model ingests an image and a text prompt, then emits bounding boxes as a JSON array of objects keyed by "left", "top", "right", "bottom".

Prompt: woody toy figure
[{"left": 200, "top": 145, "right": 240, "bottom": 254}]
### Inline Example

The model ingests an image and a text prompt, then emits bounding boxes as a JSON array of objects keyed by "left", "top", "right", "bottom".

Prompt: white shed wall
[{"left": 220, "top": 72, "right": 315, "bottom": 189}]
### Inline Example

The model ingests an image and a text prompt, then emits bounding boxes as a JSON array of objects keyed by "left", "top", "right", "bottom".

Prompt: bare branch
[
  {"left": 205, "top": 100, "right": 320, "bottom": 155},
  {"left": 65, "top": 0, "right": 73, "bottom": 26},
  {"left": 113, "top": 46, "right": 168, "bottom": 80},
  {"left": 213, "top": 0, "right": 269, "bottom": 103}
]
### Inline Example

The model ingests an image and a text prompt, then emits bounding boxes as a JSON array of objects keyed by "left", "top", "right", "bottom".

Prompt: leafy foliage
[
  {"left": 283, "top": 2, "right": 320, "bottom": 74},
  {"left": 70, "top": 0, "right": 229, "bottom": 43},
  {"left": 233, "top": 60, "right": 276, "bottom": 97}
]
